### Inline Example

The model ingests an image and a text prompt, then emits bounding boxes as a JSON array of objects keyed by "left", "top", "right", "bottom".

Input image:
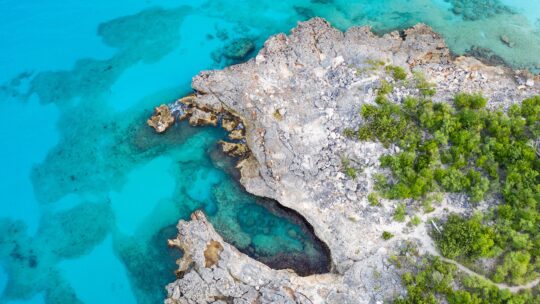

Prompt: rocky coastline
[{"left": 151, "top": 18, "right": 540, "bottom": 303}]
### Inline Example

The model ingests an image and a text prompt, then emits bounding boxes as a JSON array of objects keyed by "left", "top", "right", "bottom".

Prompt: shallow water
[{"left": 1, "top": 0, "right": 540, "bottom": 303}]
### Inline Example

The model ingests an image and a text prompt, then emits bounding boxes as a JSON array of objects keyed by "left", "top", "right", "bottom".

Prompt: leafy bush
[
  {"left": 394, "top": 257, "right": 455, "bottom": 304},
  {"left": 413, "top": 71, "right": 436, "bottom": 97},
  {"left": 378, "top": 80, "right": 394, "bottom": 96},
  {"left": 343, "top": 127, "right": 356, "bottom": 138},
  {"left": 454, "top": 93, "right": 487, "bottom": 110},
  {"left": 493, "top": 251, "right": 533, "bottom": 285},
  {"left": 410, "top": 215, "right": 421, "bottom": 226},
  {"left": 386, "top": 65, "right": 407, "bottom": 81},
  {"left": 382, "top": 231, "right": 395, "bottom": 240},
  {"left": 394, "top": 203, "right": 407, "bottom": 222},
  {"left": 341, "top": 156, "right": 357, "bottom": 179},
  {"left": 436, "top": 214, "right": 495, "bottom": 259},
  {"left": 368, "top": 192, "right": 380, "bottom": 206}
]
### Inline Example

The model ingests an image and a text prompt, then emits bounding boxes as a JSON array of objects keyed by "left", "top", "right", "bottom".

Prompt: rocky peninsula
[{"left": 152, "top": 18, "right": 540, "bottom": 303}]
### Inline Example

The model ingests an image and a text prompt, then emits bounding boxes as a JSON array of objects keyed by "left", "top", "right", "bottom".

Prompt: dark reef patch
[
  {"left": 115, "top": 223, "right": 182, "bottom": 303},
  {"left": 465, "top": 45, "right": 508, "bottom": 67},
  {"left": 447, "top": 0, "right": 514, "bottom": 21}
]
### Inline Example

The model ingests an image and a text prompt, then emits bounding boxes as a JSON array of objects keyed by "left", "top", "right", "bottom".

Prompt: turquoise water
[{"left": 1, "top": 0, "right": 540, "bottom": 303}]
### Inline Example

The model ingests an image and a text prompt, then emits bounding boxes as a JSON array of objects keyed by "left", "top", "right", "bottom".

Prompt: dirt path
[{"left": 393, "top": 200, "right": 540, "bottom": 293}]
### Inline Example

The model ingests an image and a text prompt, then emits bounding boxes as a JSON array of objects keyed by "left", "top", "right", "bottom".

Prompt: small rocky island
[{"left": 149, "top": 18, "right": 540, "bottom": 303}]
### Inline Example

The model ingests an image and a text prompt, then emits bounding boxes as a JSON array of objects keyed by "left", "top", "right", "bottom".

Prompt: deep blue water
[{"left": 1, "top": 0, "right": 540, "bottom": 303}]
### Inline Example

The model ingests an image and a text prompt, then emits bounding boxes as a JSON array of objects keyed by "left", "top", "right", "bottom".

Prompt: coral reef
[{"left": 448, "top": 0, "right": 513, "bottom": 21}]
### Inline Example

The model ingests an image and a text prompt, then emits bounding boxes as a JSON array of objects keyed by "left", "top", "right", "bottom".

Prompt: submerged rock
[
  {"left": 219, "top": 141, "right": 248, "bottom": 157},
  {"left": 223, "top": 38, "right": 255, "bottom": 60},
  {"left": 221, "top": 118, "right": 237, "bottom": 132},
  {"left": 448, "top": 0, "right": 513, "bottom": 21},
  {"left": 147, "top": 104, "right": 174, "bottom": 133},
  {"left": 500, "top": 35, "right": 515, "bottom": 48},
  {"left": 188, "top": 108, "right": 217, "bottom": 126},
  {"left": 228, "top": 129, "right": 244, "bottom": 140}
]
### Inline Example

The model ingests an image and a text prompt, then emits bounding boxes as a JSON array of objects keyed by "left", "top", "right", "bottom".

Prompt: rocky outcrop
[
  {"left": 165, "top": 18, "right": 540, "bottom": 303},
  {"left": 147, "top": 104, "right": 174, "bottom": 133},
  {"left": 188, "top": 108, "right": 218, "bottom": 126},
  {"left": 166, "top": 211, "right": 346, "bottom": 304},
  {"left": 219, "top": 141, "right": 249, "bottom": 157}
]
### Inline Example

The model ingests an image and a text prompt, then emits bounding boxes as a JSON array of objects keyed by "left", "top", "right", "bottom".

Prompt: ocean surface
[{"left": 1, "top": 0, "right": 539, "bottom": 303}]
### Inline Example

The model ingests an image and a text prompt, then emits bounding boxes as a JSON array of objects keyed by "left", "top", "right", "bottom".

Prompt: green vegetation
[
  {"left": 343, "top": 127, "right": 356, "bottom": 138},
  {"left": 394, "top": 203, "right": 407, "bottom": 222},
  {"left": 436, "top": 214, "right": 495, "bottom": 259},
  {"left": 378, "top": 80, "right": 394, "bottom": 97},
  {"left": 410, "top": 215, "right": 421, "bottom": 226},
  {"left": 493, "top": 251, "right": 536, "bottom": 285},
  {"left": 355, "top": 58, "right": 386, "bottom": 75},
  {"left": 368, "top": 192, "right": 380, "bottom": 206},
  {"left": 382, "top": 231, "right": 395, "bottom": 240},
  {"left": 386, "top": 65, "right": 408, "bottom": 81},
  {"left": 273, "top": 109, "right": 283, "bottom": 120},
  {"left": 366, "top": 58, "right": 386, "bottom": 67},
  {"left": 395, "top": 256, "right": 540, "bottom": 304},
  {"left": 413, "top": 71, "right": 436, "bottom": 97},
  {"left": 341, "top": 156, "right": 357, "bottom": 179},
  {"left": 354, "top": 93, "right": 540, "bottom": 286}
]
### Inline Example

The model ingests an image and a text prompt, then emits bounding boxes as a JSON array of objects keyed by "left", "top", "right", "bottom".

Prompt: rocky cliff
[{"left": 163, "top": 18, "right": 539, "bottom": 304}]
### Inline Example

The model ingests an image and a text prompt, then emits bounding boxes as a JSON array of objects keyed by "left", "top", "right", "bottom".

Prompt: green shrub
[
  {"left": 382, "top": 231, "right": 395, "bottom": 240},
  {"left": 394, "top": 257, "right": 455, "bottom": 304},
  {"left": 454, "top": 93, "right": 487, "bottom": 110},
  {"left": 493, "top": 251, "right": 533, "bottom": 285},
  {"left": 379, "top": 80, "right": 394, "bottom": 96},
  {"left": 436, "top": 214, "right": 495, "bottom": 259},
  {"left": 343, "top": 128, "right": 356, "bottom": 138},
  {"left": 410, "top": 215, "right": 422, "bottom": 226},
  {"left": 394, "top": 203, "right": 407, "bottom": 222},
  {"left": 413, "top": 71, "right": 436, "bottom": 96},
  {"left": 368, "top": 192, "right": 380, "bottom": 206},
  {"left": 341, "top": 156, "right": 357, "bottom": 179},
  {"left": 386, "top": 65, "right": 407, "bottom": 81}
]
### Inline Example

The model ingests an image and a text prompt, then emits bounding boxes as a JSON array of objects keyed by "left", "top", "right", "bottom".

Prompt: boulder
[
  {"left": 221, "top": 118, "right": 238, "bottom": 132},
  {"left": 223, "top": 38, "right": 255, "bottom": 60},
  {"left": 147, "top": 104, "right": 174, "bottom": 133},
  {"left": 228, "top": 129, "right": 244, "bottom": 140},
  {"left": 219, "top": 141, "right": 249, "bottom": 157},
  {"left": 188, "top": 108, "right": 218, "bottom": 126}
]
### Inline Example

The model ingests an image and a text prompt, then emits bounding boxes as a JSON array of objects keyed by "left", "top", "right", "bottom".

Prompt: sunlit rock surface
[{"left": 147, "top": 105, "right": 175, "bottom": 133}]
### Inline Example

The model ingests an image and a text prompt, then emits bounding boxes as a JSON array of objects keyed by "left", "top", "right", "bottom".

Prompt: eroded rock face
[
  {"left": 219, "top": 141, "right": 249, "bottom": 157},
  {"left": 165, "top": 18, "right": 540, "bottom": 303},
  {"left": 188, "top": 108, "right": 218, "bottom": 126},
  {"left": 166, "top": 211, "right": 347, "bottom": 304},
  {"left": 147, "top": 104, "right": 174, "bottom": 133}
]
